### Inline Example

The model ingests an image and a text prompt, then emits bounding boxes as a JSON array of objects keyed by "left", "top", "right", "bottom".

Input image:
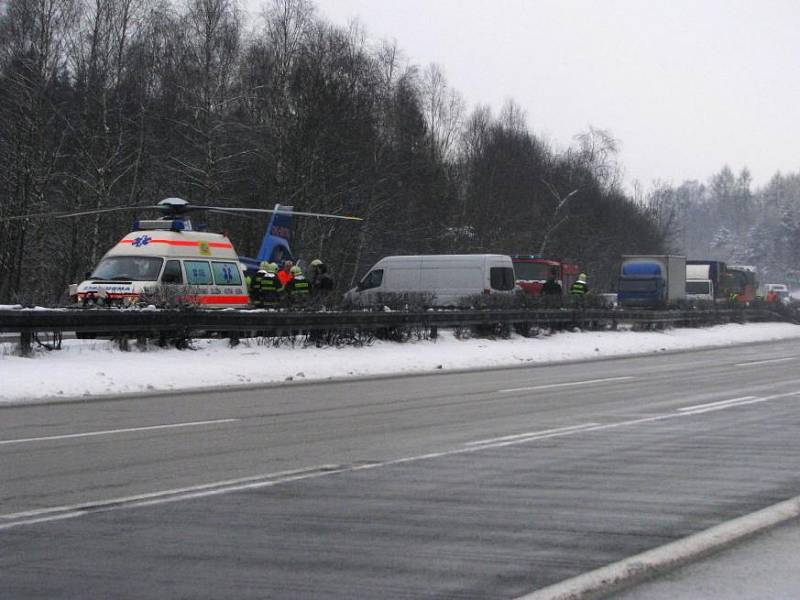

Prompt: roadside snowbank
[{"left": 2, "top": 322, "right": 799, "bottom": 404}]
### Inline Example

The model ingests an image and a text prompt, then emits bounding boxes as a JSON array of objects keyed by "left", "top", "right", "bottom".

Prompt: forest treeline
[
  {"left": 1, "top": 0, "right": 673, "bottom": 303},
  {"left": 649, "top": 167, "right": 800, "bottom": 286}
]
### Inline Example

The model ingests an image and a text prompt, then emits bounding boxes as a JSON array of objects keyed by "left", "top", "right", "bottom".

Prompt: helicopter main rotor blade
[
  {"left": 52, "top": 205, "right": 164, "bottom": 218},
  {"left": 205, "top": 208, "right": 258, "bottom": 219},
  {"left": 0, "top": 205, "right": 162, "bottom": 222},
  {"left": 199, "top": 206, "right": 363, "bottom": 221}
]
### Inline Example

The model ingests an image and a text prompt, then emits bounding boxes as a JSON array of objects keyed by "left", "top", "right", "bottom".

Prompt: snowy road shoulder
[{"left": 1, "top": 323, "right": 800, "bottom": 404}]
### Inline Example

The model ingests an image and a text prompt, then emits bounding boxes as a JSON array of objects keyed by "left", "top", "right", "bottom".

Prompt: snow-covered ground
[{"left": 2, "top": 322, "right": 800, "bottom": 404}]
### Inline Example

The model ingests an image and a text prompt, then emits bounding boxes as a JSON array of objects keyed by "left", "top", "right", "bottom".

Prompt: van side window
[
  {"left": 360, "top": 269, "right": 384, "bottom": 290},
  {"left": 211, "top": 261, "right": 242, "bottom": 286},
  {"left": 490, "top": 267, "right": 515, "bottom": 291},
  {"left": 185, "top": 260, "right": 213, "bottom": 285},
  {"left": 161, "top": 260, "right": 183, "bottom": 284}
]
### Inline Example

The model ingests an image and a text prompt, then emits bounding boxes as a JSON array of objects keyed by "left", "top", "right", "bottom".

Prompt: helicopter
[{"left": 2, "top": 197, "right": 362, "bottom": 308}]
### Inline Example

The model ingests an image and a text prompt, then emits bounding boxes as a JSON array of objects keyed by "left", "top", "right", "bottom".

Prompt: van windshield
[
  {"left": 686, "top": 281, "right": 711, "bottom": 295},
  {"left": 91, "top": 256, "right": 163, "bottom": 281}
]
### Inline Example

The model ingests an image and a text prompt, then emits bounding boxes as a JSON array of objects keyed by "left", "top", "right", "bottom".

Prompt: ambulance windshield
[{"left": 91, "top": 256, "right": 163, "bottom": 281}]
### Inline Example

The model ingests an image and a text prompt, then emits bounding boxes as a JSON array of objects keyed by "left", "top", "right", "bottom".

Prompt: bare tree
[
  {"left": 537, "top": 179, "right": 579, "bottom": 255},
  {"left": 571, "top": 126, "right": 622, "bottom": 191},
  {"left": 421, "top": 63, "right": 464, "bottom": 162}
]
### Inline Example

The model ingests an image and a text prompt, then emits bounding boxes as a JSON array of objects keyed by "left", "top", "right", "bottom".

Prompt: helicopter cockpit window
[
  {"left": 161, "top": 260, "right": 183, "bottom": 284},
  {"left": 185, "top": 260, "right": 213, "bottom": 285},
  {"left": 91, "top": 257, "right": 163, "bottom": 281}
]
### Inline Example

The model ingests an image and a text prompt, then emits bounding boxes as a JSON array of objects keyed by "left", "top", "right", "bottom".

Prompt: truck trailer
[{"left": 618, "top": 255, "right": 686, "bottom": 307}]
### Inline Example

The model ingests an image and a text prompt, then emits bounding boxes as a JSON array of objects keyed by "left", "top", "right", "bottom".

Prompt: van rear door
[{"left": 487, "top": 256, "right": 515, "bottom": 292}]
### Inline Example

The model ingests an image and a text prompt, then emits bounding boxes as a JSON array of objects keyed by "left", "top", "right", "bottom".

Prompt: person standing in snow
[
  {"left": 253, "top": 262, "right": 281, "bottom": 307},
  {"left": 541, "top": 267, "right": 563, "bottom": 306},
  {"left": 277, "top": 260, "right": 294, "bottom": 289},
  {"left": 287, "top": 265, "right": 311, "bottom": 305},
  {"left": 569, "top": 272, "right": 589, "bottom": 296},
  {"left": 309, "top": 259, "right": 334, "bottom": 298}
]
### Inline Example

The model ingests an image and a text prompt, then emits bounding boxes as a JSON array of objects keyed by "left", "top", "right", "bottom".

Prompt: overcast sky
[{"left": 250, "top": 0, "right": 800, "bottom": 191}]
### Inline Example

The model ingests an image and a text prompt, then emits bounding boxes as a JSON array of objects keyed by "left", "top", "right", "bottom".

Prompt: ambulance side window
[
  {"left": 211, "top": 261, "right": 242, "bottom": 286},
  {"left": 185, "top": 260, "right": 213, "bottom": 285},
  {"left": 161, "top": 260, "right": 183, "bottom": 284}
]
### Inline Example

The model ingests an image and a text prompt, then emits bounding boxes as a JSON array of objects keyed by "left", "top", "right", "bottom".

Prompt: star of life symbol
[{"left": 132, "top": 235, "right": 152, "bottom": 247}]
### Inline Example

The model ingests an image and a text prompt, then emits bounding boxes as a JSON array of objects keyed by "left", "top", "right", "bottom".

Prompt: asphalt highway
[{"left": 3, "top": 338, "right": 800, "bottom": 598}]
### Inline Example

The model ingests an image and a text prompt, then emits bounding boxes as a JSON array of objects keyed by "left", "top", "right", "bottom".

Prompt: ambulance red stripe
[
  {"left": 197, "top": 295, "right": 250, "bottom": 305},
  {"left": 77, "top": 293, "right": 250, "bottom": 305},
  {"left": 119, "top": 239, "right": 233, "bottom": 249}
]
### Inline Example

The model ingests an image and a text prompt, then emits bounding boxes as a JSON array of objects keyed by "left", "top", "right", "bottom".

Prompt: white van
[{"left": 345, "top": 254, "right": 516, "bottom": 306}]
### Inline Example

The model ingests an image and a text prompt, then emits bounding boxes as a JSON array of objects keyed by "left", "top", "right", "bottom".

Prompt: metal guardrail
[{"left": 0, "top": 306, "right": 784, "bottom": 356}]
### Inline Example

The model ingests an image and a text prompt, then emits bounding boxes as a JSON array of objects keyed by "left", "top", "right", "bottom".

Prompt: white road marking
[
  {"left": 678, "top": 393, "right": 797, "bottom": 415},
  {"left": 497, "top": 376, "right": 634, "bottom": 394},
  {"left": 0, "top": 418, "right": 239, "bottom": 446},
  {"left": 464, "top": 423, "right": 601, "bottom": 446},
  {"left": 677, "top": 396, "right": 757, "bottom": 412},
  {"left": 735, "top": 357, "right": 798, "bottom": 367},
  {"left": 5, "top": 389, "right": 800, "bottom": 530},
  {"left": 0, "top": 465, "right": 341, "bottom": 529}
]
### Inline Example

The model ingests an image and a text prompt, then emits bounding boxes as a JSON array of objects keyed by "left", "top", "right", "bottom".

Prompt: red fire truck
[{"left": 511, "top": 255, "right": 580, "bottom": 297}]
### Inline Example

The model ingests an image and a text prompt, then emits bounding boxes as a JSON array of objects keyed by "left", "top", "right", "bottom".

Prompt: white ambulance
[{"left": 70, "top": 220, "right": 250, "bottom": 308}]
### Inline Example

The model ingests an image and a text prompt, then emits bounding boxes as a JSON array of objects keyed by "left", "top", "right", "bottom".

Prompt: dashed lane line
[
  {"left": 497, "top": 376, "right": 634, "bottom": 394},
  {"left": 0, "top": 418, "right": 240, "bottom": 446},
  {"left": 677, "top": 396, "right": 758, "bottom": 412},
  {"left": 735, "top": 356, "right": 798, "bottom": 367},
  {"left": 464, "top": 423, "right": 601, "bottom": 447}
]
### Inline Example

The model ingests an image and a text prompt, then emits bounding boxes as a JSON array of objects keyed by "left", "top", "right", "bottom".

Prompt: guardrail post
[{"left": 18, "top": 329, "right": 32, "bottom": 357}]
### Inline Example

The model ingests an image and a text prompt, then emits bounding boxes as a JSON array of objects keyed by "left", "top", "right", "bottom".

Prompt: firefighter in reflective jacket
[
  {"left": 252, "top": 262, "right": 282, "bottom": 307},
  {"left": 287, "top": 265, "right": 311, "bottom": 304},
  {"left": 569, "top": 272, "right": 589, "bottom": 296}
]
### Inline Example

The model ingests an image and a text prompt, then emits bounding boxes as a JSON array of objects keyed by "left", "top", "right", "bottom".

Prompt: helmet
[
  {"left": 266, "top": 262, "right": 279, "bottom": 273},
  {"left": 310, "top": 259, "right": 323, "bottom": 267},
  {"left": 259, "top": 261, "right": 270, "bottom": 271},
  {"left": 579, "top": 273, "right": 588, "bottom": 281},
  {"left": 290, "top": 266, "right": 302, "bottom": 275}
]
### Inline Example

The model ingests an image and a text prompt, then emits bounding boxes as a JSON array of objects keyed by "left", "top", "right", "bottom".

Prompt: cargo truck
[
  {"left": 685, "top": 260, "right": 727, "bottom": 302},
  {"left": 617, "top": 255, "right": 686, "bottom": 307}
]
